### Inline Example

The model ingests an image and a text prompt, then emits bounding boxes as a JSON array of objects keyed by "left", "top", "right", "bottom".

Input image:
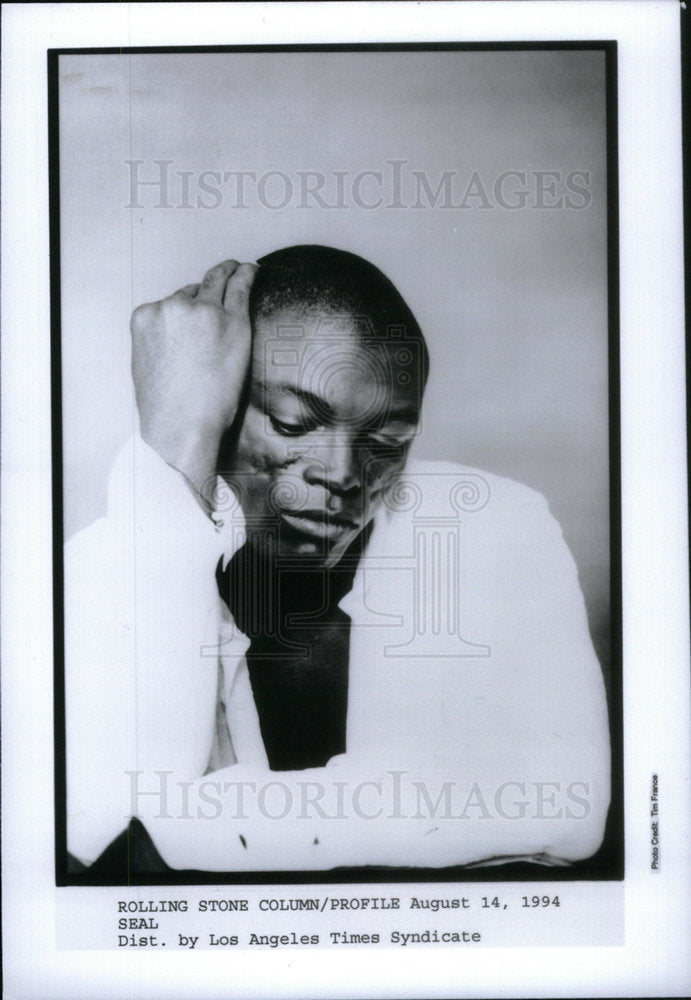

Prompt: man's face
[{"left": 220, "top": 306, "right": 423, "bottom": 567}]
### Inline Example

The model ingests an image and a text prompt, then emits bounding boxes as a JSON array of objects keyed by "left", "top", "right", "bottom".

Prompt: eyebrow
[
  {"left": 260, "top": 381, "right": 334, "bottom": 420},
  {"left": 380, "top": 405, "right": 420, "bottom": 426},
  {"left": 259, "top": 380, "right": 419, "bottom": 427}
]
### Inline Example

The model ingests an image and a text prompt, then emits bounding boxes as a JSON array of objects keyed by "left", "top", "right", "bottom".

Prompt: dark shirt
[{"left": 218, "top": 534, "right": 366, "bottom": 771}]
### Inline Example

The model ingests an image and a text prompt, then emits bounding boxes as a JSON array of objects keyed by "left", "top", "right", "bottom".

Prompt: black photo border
[{"left": 49, "top": 41, "right": 624, "bottom": 887}]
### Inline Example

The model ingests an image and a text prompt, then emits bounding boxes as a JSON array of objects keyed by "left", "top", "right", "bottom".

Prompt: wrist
[{"left": 139, "top": 419, "right": 222, "bottom": 507}]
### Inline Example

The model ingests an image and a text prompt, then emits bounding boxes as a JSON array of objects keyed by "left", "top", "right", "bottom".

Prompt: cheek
[
  {"left": 362, "top": 453, "right": 408, "bottom": 496},
  {"left": 235, "top": 409, "right": 293, "bottom": 474},
  {"left": 231, "top": 410, "right": 306, "bottom": 516}
]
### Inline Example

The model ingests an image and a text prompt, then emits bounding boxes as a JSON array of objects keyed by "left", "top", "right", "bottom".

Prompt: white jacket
[{"left": 65, "top": 436, "right": 610, "bottom": 871}]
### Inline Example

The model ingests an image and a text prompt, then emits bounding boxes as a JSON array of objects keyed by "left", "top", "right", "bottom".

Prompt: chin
[{"left": 277, "top": 531, "right": 357, "bottom": 568}]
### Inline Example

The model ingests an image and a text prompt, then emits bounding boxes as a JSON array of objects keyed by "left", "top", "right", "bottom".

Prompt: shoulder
[
  {"left": 383, "top": 458, "right": 572, "bottom": 579},
  {"left": 391, "top": 458, "right": 588, "bottom": 632},
  {"left": 398, "top": 457, "right": 552, "bottom": 525}
]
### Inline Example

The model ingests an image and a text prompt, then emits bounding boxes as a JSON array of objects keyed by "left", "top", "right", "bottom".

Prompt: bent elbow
[{"left": 546, "top": 778, "right": 611, "bottom": 862}]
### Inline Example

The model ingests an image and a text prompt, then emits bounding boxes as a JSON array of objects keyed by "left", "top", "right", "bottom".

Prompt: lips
[{"left": 278, "top": 508, "right": 359, "bottom": 541}]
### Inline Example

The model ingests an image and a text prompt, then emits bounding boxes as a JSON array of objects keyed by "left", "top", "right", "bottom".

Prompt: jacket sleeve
[
  {"left": 345, "top": 474, "right": 612, "bottom": 866},
  {"left": 435, "top": 480, "right": 612, "bottom": 864},
  {"left": 478, "top": 481, "right": 611, "bottom": 862},
  {"left": 64, "top": 435, "right": 251, "bottom": 865}
]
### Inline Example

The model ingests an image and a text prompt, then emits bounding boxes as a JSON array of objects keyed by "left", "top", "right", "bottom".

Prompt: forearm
[
  {"left": 136, "top": 749, "right": 608, "bottom": 872},
  {"left": 65, "top": 434, "right": 245, "bottom": 865}
]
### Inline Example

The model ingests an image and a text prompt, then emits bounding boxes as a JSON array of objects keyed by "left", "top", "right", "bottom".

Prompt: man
[{"left": 65, "top": 245, "right": 610, "bottom": 873}]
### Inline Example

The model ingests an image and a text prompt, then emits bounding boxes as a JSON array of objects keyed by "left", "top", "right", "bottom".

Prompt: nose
[{"left": 303, "top": 434, "right": 361, "bottom": 496}]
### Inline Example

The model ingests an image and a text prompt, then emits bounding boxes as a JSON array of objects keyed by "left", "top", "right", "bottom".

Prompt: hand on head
[
  {"left": 131, "top": 246, "right": 426, "bottom": 564},
  {"left": 130, "top": 259, "right": 258, "bottom": 503}
]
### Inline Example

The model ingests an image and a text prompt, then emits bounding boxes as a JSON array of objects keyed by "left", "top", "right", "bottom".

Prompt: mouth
[{"left": 278, "top": 509, "right": 360, "bottom": 542}]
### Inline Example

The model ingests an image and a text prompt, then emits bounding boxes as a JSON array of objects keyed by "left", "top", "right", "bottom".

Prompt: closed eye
[{"left": 269, "top": 414, "right": 319, "bottom": 437}]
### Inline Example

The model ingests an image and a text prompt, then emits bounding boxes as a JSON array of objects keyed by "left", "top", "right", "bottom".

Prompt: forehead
[{"left": 252, "top": 306, "right": 423, "bottom": 420}]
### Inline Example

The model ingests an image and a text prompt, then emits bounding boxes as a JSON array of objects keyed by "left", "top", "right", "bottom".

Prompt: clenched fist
[{"left": 131, "top": 260, "right": 258, "bottom": 504}]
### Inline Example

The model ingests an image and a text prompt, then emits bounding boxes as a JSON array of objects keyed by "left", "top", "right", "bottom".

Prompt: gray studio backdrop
[{"left": 58, "top": 49, "right": 612, "bottom": 682}]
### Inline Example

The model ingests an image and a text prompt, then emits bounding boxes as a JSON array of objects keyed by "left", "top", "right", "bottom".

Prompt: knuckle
[
  {"left": 130, "top": 302, "right": 153, "bottom": 333},
  {"left": 203, "top": 259, "right": 238, "bottom": 284},
  {"left": 166, "top": 295, "right": 186, "bottom": 314},
  {"left": 234, "top": 262, "right": 257, "bottom": 285},
  {"left": 194, "top": 300, "right": 218, "bottom": 323}
]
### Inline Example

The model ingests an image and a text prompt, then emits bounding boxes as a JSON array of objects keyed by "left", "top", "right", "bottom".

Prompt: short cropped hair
[{"left": 250, "top": 245, "right": 429, "bottom": 387}]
